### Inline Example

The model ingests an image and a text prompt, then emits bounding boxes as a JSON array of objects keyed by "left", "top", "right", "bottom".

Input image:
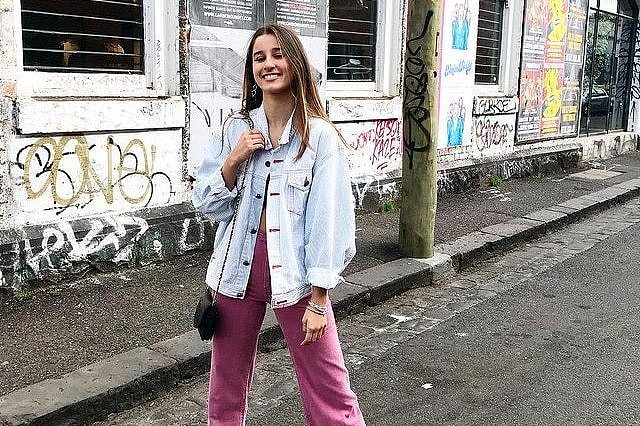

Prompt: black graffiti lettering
[
  {"left": 475, "top": 118, "right": 515, "bottom": 152},
  {"left": 403, "top": 10, "right": 434, "bottom": 169},
  {"left": 475, "top": 98, "right": 518, "bottom": 115}
]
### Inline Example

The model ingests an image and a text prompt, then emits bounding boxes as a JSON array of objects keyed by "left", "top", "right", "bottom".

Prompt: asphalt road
[
  {"left": 348, "top": 220, "right": 640, "bottom": 425},
  {"left": 97, "top": 199, "right": 640, "bottom": 426}
]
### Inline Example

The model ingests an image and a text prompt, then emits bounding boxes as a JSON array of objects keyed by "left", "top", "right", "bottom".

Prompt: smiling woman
[{"left": 192, "top": 23, "right": 366, "bottom": 426}]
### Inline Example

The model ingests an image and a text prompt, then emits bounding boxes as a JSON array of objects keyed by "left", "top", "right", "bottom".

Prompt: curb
[{"left": 1, "top": 178, "right": 639, "bottom": 425}]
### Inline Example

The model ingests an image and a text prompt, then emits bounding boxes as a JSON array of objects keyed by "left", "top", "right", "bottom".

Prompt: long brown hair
[{"left": 240, "top": 24, "right": 330, "bottom": 159}]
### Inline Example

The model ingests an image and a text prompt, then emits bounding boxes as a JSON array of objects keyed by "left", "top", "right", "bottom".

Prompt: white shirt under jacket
[{"left": 192, "top": 104, "right": 356, "bottom": 308}]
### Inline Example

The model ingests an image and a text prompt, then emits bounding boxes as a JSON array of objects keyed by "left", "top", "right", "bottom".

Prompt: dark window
[
  {"left": 21, "top": 0, "right": 144, "bottom": 73},
  {"left": 618, "top": 0, "right": 638, "bottom": 17},
  {"left": 475, "top": 0, "right": 504, "bottom": 84},
  {"left": 328, "top": 0, "right": 377, "bottom": 81}
]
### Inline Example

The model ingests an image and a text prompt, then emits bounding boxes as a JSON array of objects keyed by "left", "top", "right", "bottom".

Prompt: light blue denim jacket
[{"left": 192, "top": 104, "right": 356, "bottom": 308}]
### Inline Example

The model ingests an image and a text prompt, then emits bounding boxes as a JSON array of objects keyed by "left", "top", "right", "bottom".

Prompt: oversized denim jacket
[{"left": 192, "top": 104, "right": 356, "bottom": 308}]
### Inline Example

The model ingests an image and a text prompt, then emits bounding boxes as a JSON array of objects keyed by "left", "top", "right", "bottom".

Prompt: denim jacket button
[
  {"left": 265, "top": 160, "right": 271, "bottom": 167},
  {"left": 256, "top": 193, "right": 262, "bottom": 199},
  {"left": 242, "top": 260, "right": 250, "bottom": 266},
  {"left": 250, "top": 229, "right": 257, "bottom": 234}
]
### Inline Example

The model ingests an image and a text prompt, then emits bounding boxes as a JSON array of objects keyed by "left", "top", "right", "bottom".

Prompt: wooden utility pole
[{"left": 399, "top": 0, "right": 440, "bottom": 258}]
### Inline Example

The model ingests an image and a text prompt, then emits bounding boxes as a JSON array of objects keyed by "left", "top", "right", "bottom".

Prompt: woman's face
[{"left": 252, "top": 34, "right": 292, "bottom": 96}]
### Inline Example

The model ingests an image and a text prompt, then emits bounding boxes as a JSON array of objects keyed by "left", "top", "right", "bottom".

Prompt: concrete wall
[{"left": 0, "top": 0, "right": 194, "bottom": 290}]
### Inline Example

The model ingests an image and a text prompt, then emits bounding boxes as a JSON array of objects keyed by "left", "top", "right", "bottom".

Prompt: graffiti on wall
[
  {"left": 347, "top": 119, "right": 402, "bottom": 172},
  {"left": 9, "top": 131, "right": 181, "bottom": 223},
  {"left": 339, "top": 119, "right": 402, "bottom": 176},
  {"left": 474, "top": 116, "right": 515, "bottom": 155},
  {"left": 472, "top": 96, "right": 517, "bottom": 156},
  {"left": 337, "top": 119, "right": 402, "bottom": 207},
  {"left": 14, "top": 135, "right": 171, "bottom": 211},
  {"left": 17, "top": 214, "right": 210, "bottom": 286},
  {"left": 474, "top": 97, "right": 518, "bottom": 116},
  {"left": 629, "top": 24, "right": 640, "bottom": 130}
]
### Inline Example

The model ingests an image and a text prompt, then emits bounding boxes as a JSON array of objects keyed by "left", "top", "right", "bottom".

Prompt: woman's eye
[{"left": 254, "top": 56, "right": 265, "bottom": 62}]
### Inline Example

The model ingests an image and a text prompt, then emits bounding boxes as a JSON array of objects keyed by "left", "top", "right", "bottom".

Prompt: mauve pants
[{"left": 208, "top": 231, "right": 365, "bottom": 425}]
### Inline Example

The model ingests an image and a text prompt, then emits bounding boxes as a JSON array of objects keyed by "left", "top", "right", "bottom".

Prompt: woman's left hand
[{"left": 301, "top": 309, "right": 327, "bottom": 345}]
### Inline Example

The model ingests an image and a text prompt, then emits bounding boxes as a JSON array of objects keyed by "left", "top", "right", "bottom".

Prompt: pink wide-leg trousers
[{"left": 207, "top": 231, "right": 365, "bottom": 425}]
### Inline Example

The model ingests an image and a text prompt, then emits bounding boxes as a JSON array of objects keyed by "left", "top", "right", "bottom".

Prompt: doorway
[{"left": 580, "top": 2, "right": 638, "bottom": 135}]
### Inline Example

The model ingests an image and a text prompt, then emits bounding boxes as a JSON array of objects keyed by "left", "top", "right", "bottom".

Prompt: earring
[{"left": 251, "top": 84, "right": 258, "bottom": 97}]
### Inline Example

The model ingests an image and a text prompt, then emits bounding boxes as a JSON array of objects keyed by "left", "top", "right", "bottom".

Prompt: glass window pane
[
  {"left": 611, "top": 17, "right": 635, "bottom": 130},
  {"left": 588, "top": 12, "right": 615, "bottom": 133},
  {"left": 475, "top": 0, "right": 503, "bottom": 84},
  {"left": 21, "top": 0, "right": 144, "bottom": 73},
  {"left": 328, "top": 0, "right": 377, "bottom": 81},
  {"left": 599, "top": 0, "right": 617, "bottom": 13},
  {"left": 618, "top": 0, "right": 638, "bottom": 17},
  {"left": 580, "top": 10, "right": 596, "bottom": 135}
]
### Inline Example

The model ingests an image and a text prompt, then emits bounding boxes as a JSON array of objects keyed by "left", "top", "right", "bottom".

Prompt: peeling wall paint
[
  {"left": 0, "top": 99, "right": 12, "bottom": 220},
  {"left": 577, "top": 133, "right": 639, "bottom": 161},
  {"left": 17, "top": 99, "right": 186, "bottom": 134}
]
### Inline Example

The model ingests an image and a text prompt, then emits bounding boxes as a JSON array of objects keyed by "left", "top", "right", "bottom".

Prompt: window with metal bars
[
  {"left": 475, "top": 0, "right": 504, "bottom": 84},
  {"left": 20, "top": 0, "right": 144, "bottom": 73},
  {"left": 327, "top": 0, "right": 377, "bottom": 81}
]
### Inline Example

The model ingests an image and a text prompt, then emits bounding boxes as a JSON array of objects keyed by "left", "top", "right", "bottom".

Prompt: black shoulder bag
[{"left": 193, "top": 116, "right": 254, "bottom": 341}]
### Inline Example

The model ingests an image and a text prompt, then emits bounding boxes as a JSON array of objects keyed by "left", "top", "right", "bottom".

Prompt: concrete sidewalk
[{"left": 1, "top": 151, "right": 640, "bottom": 425}]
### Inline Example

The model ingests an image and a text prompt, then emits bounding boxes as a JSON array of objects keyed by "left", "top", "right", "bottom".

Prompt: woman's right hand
[
  {"left": 222, "top": 130, "right": 264, "bottom": 189},
  {"left": 229, "top": 130, "right": 265, "bottom": 165}
]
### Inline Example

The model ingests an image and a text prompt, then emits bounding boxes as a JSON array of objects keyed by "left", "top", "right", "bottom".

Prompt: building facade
[{"left": 1, "top": 0, "right": 639, "bottom": 289}]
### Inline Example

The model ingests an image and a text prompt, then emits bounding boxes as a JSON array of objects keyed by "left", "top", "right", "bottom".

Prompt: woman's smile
[{"left": 252, "top": 34, "right": 292, "bottom": 94}]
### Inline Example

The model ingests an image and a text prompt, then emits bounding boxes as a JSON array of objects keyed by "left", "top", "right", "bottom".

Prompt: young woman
[{"left": 192, "top": 24, "right": 366, "bottom": 425}]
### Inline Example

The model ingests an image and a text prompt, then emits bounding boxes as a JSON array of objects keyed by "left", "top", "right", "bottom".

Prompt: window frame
[
  {"left": 474, "top": 0, "right": 512, "bottom": 96},
  {"left": 474, "top": 0, "right": 506, "bottom": 87},
  {"left": 326, "top": 0, "right": 404, "bottom": 98},
  {"left": 14, "top": 0, "right": 176, "bottom": 98}
]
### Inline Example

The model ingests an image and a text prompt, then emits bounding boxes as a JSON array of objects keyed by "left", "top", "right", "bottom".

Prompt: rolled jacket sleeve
[
  {"left": 191, "top": 126, "right": 239, "bottom": 223},
  {"left": 304, "top": 128, "right": 356, "bottom": 290}
]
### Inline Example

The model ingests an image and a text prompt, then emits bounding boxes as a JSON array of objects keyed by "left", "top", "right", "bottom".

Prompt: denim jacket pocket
[{"left": 286, "top": 170, "right": 312, "bottom": 215}]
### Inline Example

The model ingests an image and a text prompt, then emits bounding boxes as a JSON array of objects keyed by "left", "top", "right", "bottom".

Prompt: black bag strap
[{"left": 211, "top": 116, "right": 255, "bottom": 302}]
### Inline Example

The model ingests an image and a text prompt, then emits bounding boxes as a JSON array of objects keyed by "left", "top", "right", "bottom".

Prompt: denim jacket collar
[{"left": 250, "top": 103, "right": 296, "bottom": 150}]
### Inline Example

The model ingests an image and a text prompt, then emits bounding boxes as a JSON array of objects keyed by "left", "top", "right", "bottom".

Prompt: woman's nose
[{"left": 264, "top": 57, "right": 275, "bottom": 68}]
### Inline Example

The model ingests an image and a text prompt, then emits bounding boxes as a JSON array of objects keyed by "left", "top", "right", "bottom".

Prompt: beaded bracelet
[{"left": 306, "top": 300, "right": 327, "bottom": 316}]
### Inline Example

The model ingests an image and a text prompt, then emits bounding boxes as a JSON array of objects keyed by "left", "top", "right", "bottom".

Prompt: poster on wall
[
  {"left": 437, "top": 0, "right": 478, "bottom": 150},
  {"left": 517, "top": 0, "right": 588, "bottom": 142},
  {"left": 188, "top": 0, "right": 327, "bottom": 176}
]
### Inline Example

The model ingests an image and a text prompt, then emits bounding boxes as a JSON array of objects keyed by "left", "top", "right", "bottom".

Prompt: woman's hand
[
  {"left": 222, "top": 130, "right": 264, "bottom": 189},
  {"left": 301, "top": 308, "right": 327, "bottom": 345},
  {"left": 230, "top": 130, "right": 265, "bottom": 164},
  {"left": 301, "top": 287, "right": 329, "bottom": 345}
]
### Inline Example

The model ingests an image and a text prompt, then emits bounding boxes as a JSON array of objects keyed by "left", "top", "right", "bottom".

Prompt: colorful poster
[
  {"left": 517, "top": 0, "right": 588, "bottom": 142},
  {"left": 438, "top": 0, "right": 478, "bottom": 150},
  {"left": 187, "top": 0, "right": 327, "bottom": 176}
]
